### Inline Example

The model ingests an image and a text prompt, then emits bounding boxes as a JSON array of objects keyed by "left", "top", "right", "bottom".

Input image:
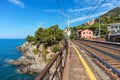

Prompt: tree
[
  {"left": 26, "top": 35, "right": 34, "bottom": 43},
  {"left": 35, "top": 27, "right": 44, "bottom": 43},
  {"left": 26, "top": 25, "right": 64, "bottom": 47}
]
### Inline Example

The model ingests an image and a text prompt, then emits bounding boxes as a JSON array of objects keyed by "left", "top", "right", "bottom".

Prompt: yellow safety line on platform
[{"left": 71, "top": 42, "right": 96, "bottom": 80}]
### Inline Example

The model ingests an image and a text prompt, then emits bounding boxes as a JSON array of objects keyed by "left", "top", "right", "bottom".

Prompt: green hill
[
  {"left": 70, "top": 7, "right": 120, "bottom": 39},
  {"left": 96, "top": 7, "right": 120, "bottom": 24}
]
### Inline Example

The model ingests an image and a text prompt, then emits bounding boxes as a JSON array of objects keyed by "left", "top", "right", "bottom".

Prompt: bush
[
  {"left": 33, "top": 49, "right": 40, "bottom": 55},
  {"left": 47, "top": 58, "right": 52, "bottom": 63},
  {"left": 32, "top": 41, "right": 38, "bottom": 45},
  {"left": 52, "top": 46, "right": 60, "bottom": 53},
  {"left": 101, "top": 35, "right": 105, "bottom": 38}
]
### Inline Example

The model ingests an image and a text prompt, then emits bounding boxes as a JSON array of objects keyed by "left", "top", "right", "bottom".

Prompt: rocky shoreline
[
  {"left": 8, "top": 42, "right": 47, "bottom": 74},
  {"left": 8, "top": 39, "right": 63, "bottom": 74}
]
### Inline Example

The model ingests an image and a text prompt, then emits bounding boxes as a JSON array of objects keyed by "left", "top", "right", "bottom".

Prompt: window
[
  {"left": 89, "top": 32, "right": 91, "bottom": 34},
  {"left": 83, "top": 32, "right": 85, "bottom": 34}
]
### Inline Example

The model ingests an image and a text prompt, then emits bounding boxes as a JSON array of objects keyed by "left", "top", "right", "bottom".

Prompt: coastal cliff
[
  {"left": 9, "top": 42, "right": 45, "bottom": 73},
  {"left": 8, "top": 25, "right": 64, "bottom": 74},
  {"left": 9, "top": 41, "right": 64, "bottom": 73}
]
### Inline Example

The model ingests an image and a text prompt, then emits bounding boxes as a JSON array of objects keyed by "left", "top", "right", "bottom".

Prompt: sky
[{"left": 0, "top": 0, "right": 120, "bottom": 38}]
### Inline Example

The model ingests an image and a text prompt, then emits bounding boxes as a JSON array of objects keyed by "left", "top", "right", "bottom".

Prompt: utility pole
[
  {"left": 98, "top": 17, "right": 101, "bottom": 41},
  {"left": 67, "top": 16, "right": 70, "bottom": 46}
]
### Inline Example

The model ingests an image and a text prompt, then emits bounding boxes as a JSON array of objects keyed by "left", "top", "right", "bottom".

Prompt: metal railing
[{"left": 35, "top": 43, "right": 68, "bottom": 80}]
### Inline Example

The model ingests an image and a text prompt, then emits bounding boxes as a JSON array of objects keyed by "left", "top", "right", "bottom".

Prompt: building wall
[
  {"left": 107, "top": 23, "right": 120, "bottom": 34},
  {"left": 85, "top": 19, "right": 95, "bottom": 26},
  {"left": 80, "top": 29, "right": 93, "bottom": 39}
]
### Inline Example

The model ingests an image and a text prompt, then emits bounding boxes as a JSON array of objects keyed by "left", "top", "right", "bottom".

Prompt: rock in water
[{"left": 8, "top": 60, "right": 22, "bottom": 65}]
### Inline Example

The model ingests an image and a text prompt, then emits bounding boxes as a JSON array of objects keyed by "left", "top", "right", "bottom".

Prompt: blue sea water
[{"left": 0, "top": 39, "right": 37, "bottom": 80}]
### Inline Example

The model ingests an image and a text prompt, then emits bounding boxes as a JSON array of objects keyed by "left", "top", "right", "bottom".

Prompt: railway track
[
  {"left": 79, "top": 40, "right": 120, "bottom": 57},
  {"left": 73, "top": 40, "right": 120, "bottom": 79}
]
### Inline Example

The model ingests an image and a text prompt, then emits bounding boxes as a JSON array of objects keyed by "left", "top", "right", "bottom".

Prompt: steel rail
[{"left": 75, "top": 41, "right": 120, "bottom": 77}]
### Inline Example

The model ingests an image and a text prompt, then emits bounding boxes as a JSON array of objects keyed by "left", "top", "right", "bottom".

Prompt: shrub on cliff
[
  {"left": 52, "top": 45, "right": 60, "bottom": 53},
  {"left": 33, "top": 49, "right": 40, "bottom": 55}
]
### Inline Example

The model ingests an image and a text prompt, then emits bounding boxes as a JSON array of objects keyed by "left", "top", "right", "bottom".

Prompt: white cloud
[
  {"left": 66, "top": 0, "right": 120, "bottom": 25},
  {"left": 68, "top": 2, "right": 115, "bottom": 13},
  {"left": 8, "top": 0, "right": 25, "bottom": 8},
  {"left": 69, "top": 16, "right": 84, "bottom": 24},
  {"left": 69, "top": 11, "right": 107, "bottom": 24},
  {"left": 89, "top": 11, "right": 107, "bottom": 18},
  {"left": 102, "top": 2, "right": 119, "bottom": 9},
  {"left": 68, "top": 7, "right": 96, "bottom": 12},
  {"left": 68, "top": 0, "right": 120, "bottom": 13},
  {"left": 73, "top": 0, "right": 96, "bottom": 6},
  {"left": 101, "top": 3, "right": 112, "bottom": 7}
]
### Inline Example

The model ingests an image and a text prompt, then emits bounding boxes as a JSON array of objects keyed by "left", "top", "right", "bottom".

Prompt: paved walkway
[
  {"left": 68, "top": 45, "right": 89, "bottom": 80},
  {"left": 62, "top": 41, "right": 113, "bottom": 80},
  {"left": 63, "top": 42, "right": 96, "bottom": 80}
]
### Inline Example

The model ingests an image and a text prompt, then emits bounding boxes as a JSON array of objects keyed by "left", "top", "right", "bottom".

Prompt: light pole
[{"left": 67, "top": 16, "right": 70, "bottom": 46}]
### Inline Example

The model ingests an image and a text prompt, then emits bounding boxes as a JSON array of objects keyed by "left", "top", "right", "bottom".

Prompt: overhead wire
[
  {"left": 80, "top": 0, "right": 100, "bottom": 25},
  {"left": 56, "top": 0, "right": 105, "bottom": 27},
  {"left": 82, "top": 0, "right": 106, "bottom": 24},
  {"left": 56, "top": 0, "right": 66, "bottom": 26}
]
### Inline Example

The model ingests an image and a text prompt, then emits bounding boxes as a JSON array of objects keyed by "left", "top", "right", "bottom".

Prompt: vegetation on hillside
[
  {"left": 100, "top": 7, "right": 120, "bottom": 23},
  {"left": 70, "top": 7, "right": 120, "bottom": 39},
  {"left": 52, "top": 45, "right": 60, "bottom": 53},
  {"left": 33, "top": 49, "right": 40, "bottom": 55},
  {"left": 26, "top": 25, "right": 64, "bottom": 48}
]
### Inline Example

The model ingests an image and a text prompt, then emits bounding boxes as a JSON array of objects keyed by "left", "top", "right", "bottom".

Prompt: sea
[{"left": 0, "top": 39, "right": 37, "bottom": 80}]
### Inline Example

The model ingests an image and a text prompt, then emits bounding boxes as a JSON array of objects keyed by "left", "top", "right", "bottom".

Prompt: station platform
[{"left": 62, "top": 42, "right": 110, "bottom": 80}]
